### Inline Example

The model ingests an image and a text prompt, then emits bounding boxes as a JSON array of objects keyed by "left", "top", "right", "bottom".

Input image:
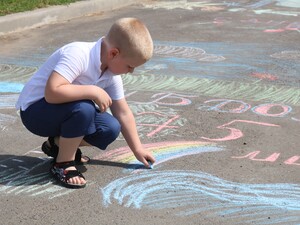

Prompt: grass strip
[{"left": 0, "top": 0, "right": 81, "bottom": 16}]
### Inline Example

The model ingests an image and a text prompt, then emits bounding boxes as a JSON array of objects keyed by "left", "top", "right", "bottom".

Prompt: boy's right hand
[
  {"left": 133, "top": 148, "right": 156, "bottom": 169},
  {"left": 94, "top": 88, "right": 112, "bottom": 112}
]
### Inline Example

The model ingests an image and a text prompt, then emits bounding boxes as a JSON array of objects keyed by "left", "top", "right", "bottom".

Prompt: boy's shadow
[{"left": 0, "top": 154, "right": 141, "bottom": 187}]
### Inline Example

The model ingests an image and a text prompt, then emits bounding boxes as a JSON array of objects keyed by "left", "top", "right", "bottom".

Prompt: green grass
[{"left": 0, "top": 0, "right": 81, "bottom": 16}]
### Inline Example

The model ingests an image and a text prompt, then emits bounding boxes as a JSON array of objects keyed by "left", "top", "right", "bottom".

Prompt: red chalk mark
[
  {"left": 136, "top": 112, "right": 180, "bottom": 137},
  {"left": 151, "top": 93, "right": 196, "bottom": 106},
  {"left": 250, "top": 72, "right": 278, "bottom": 81},
  {"left": 264, "top": 29, "right": 286, "bottom": 33},
  {"left": 284, "top": 156, "right": 300, "bottom": 166},
  {"left": 201, "top": 120, "right": 280, "bottom": 141},
  {"left": 252, "top": 103, "right": 291, "bottom": 117},
  {"left": 232, "top": 151, "right": 280, "bottom": 162}
]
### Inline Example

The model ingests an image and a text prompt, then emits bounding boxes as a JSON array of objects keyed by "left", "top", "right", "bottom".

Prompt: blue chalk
[{"left": 147, "top": 161, "right": 153, "bottom": 169}]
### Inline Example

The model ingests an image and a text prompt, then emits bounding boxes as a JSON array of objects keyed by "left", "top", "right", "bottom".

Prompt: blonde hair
[{"left": 106, "top": 18, "right": 153, "bottom": 62}]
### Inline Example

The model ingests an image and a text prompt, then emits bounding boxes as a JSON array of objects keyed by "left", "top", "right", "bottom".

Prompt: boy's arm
[
  {"left": 45, "top": 71, "right": 112, "bottom": 112},
  {"left": 110, "top": 98, "right": 155, "bottom": 167}
]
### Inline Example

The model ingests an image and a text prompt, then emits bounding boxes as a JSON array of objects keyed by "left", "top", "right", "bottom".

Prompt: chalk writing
[
  {"left": 137, "top": 112, "right": 181, "bottom": 137},
  {"left": 232, "top": 151, "right": 300, "bottom": 166},
  {"left": 201, "top": 119, "right": 280, "bottom": 141},
  {"left": 126, "top": 101, "right": 187, "bottom": 138},
  {"left": 198, "top": 99, "right": 299, "bottom": 121},
  {"left": 199, "top": 99, "right": 251, "bottom": 113},
  {"left": 232, "top": 151, "right": 280, "bottom": 162},
  {"left": 285, "top": 156, "right": 300, "bottom": 166},
  {"left": 150, "top": 93, "right": 196, "bottom": 106},
  {"left": 252, "top": 103, "right": 292, "bottom": 117}
]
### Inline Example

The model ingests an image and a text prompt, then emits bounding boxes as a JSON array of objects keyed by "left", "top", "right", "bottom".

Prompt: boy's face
[{"left": 107, "top": 48, "right": 145, "bottom": 75}]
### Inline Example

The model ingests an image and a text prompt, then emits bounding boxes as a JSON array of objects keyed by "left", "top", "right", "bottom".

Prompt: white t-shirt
[{"left": 16, "top": 37, "right": 124, "bottom": 111}]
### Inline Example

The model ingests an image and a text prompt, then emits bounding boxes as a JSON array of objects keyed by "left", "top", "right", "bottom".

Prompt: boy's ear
[{"left": 108, "top": 47, "right": 120, "bottom": 59}]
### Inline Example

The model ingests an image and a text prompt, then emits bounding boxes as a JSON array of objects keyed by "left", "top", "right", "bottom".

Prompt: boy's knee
[
  {"left": 108, "top": 117, "right": 121, "bottom": 139},
  {"left": 73, "top": 100, "right": 95, "bottom": 122}
]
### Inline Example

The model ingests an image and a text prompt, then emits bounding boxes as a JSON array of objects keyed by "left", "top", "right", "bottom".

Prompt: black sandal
[
  {"left": 50, "top": 161, "right": 86, "bottom": 188},
  {"left": 42, "top": 137, "right": 90, "bottom": 165}
]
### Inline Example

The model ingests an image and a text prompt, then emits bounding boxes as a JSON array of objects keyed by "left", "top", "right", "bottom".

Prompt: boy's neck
[{"left": 100, "top": 38, "right": 108, "bottom": 73}]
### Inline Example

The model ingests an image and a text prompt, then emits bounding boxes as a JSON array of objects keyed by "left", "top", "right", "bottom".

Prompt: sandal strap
[
  {"left": 75, "top": 148, "right": 83, "bottom": 162},
  {"left": 41, "top": 137, "right": 59, "bottom": 158},
  {"left": 51, "top": 161, "right": 86, "bottom": 188},
  {"left": 53, "top": 160, "right": 76, "bottom": 169},
  {"left": 48, "top": 136, "right": 56, "bottom": 147},
  {"left": 64, "top": 170, "right": 85, "bottom": 181}
]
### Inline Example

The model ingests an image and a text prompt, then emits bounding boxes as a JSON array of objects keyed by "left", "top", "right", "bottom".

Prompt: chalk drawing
[
  {"left": 101, "top": 170, "right": 300, "bottom": 224},
  {"left": 291, "top": 116, "right": 300, "bottom": 122},
  {"left": 0, "top": 82, "right": 24, "bottom": 93},
  {"left": 213, "top": 17, "right": 300, "bottom": 33},
  {"left": 264, "top": 21, "right": 300, "bottom": 33},
  {"left": 123, "top": 74, "right": 300, "bottom": 106},
  {"left": 201, "top": 119, "right": 280, "bottom": 141},
  {"left": 142, "top": 1, "right": 225, "bottom": 10},
  {"left": 0, "top": 148, "right": 83, "bottom": 198},
  {"left": 0, "top": 113, "right": 16, "bottom": 131},
  {"left": 250, "top": 72, "right": 278, "bottom": 81},
  {"left": 0, "top": 64, "right": 37, "bottom": 83},
  {"left": 253, "top": 9, "right": 300, "bottom": 16},
  {"left": 142, "top": 1, "right": 300, "bottom": 17},
  {"left": 247, "top": 0, "right": 274, "bottom": 9},
  {"left": 94, "top": 141, "right": 223, "bottom": 172},
  {"left": 270, "top": 50, "right": 300, "bottom": 60},
  {"left": 245, "top": 0, "right": 300, "bottom": 9},
  {"left": 154, "top": 44, "right": 225, "bottom": 62},
  {"left": 276, "top": 0, "right": 300, "bottom": 8},
  {"left": 226, "top": 0, "right": 300, "bottom": 16}
]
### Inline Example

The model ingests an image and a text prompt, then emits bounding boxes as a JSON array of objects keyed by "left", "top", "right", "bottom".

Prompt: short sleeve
[{"left": 54, "top": 45, "right": 87, "bottom": 83}]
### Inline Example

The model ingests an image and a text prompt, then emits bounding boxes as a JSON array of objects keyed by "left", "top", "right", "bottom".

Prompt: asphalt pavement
[{"left": 0, "top": 1, "right": 300, "bottom": 224}]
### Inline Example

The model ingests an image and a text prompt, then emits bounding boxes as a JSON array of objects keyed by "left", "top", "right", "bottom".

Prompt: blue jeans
[{"left": 20, "top": 98, "right": 121, "bottom": 150}]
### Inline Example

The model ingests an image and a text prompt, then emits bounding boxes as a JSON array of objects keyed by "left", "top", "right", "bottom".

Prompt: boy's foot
[
  {"left": 51, "top": 161, "right": 86, "bottom": 188},
  {"left": 42, "top": 137, "right": 90, "bottom": 164}
]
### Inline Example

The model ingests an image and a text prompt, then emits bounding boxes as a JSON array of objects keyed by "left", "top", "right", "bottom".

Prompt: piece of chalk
[{"left": 147, "top": 161, "right": 153, "bottom": 169}]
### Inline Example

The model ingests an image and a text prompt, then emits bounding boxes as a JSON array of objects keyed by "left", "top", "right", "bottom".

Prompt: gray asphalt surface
[{"left": 0, "top": 1, "right": 300, "bottom": 224}]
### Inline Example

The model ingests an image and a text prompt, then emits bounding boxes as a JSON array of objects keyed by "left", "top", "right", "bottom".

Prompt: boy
[{"left": 16, "top": 17, "right": 156, "bottom": 188}]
